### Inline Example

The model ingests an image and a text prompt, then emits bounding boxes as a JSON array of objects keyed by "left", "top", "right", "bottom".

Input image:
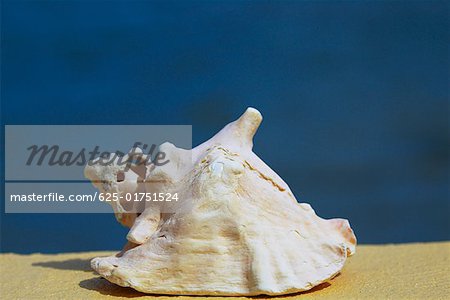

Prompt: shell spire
[{"left": 233, "top": 107, "right": 263, "bottom": 148}]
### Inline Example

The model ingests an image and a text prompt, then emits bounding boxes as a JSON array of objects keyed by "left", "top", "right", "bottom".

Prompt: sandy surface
[{"left": 1, "top": 242, "right": 449, "bottom": 299}]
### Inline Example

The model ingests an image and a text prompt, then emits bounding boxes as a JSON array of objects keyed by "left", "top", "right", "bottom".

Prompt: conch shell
[{"left": 85, "top": 108, "right": 356, "bottom": 296}]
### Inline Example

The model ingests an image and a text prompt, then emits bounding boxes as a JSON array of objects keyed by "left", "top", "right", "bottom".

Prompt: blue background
[{"left": 1, "top": 1, "right": 449, "bottom": 253}]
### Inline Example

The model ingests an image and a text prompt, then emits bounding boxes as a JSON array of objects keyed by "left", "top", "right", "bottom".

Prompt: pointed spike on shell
[
  {"left": 236, "top": 107, "right": 263, "bottom": 140},
  {"left": 225, "top": 107, "right": 263, "bottom": 149}
]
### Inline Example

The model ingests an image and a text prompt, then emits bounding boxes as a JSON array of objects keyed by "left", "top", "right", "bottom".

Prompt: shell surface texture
[{"left": 85, "top": 107, "right": 357, "bottom": 296}]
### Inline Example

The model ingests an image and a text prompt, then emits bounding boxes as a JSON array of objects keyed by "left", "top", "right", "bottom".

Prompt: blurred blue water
[{"left": 1, "top": 1, "right": 449, "bottom": 253}]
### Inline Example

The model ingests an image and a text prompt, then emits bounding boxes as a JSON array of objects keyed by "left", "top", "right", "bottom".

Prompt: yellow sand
[{"left": 1, "top": 242, "right": 449, "bottom": 299}]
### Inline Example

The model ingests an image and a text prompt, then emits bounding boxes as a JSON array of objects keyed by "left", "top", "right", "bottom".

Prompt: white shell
[{"left": 85, "top": 108, "right": 356, "bottom": 296}]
